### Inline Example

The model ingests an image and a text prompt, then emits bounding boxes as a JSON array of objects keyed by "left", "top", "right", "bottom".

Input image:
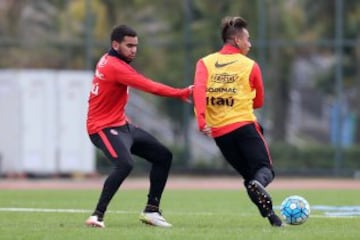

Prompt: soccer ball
[{"left": 280, "top": 195, "right": 310, "bottom": 225}]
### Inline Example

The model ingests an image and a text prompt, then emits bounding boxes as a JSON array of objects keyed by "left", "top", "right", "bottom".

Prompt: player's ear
[
  {"left": 112, "top": 41, "right": 120, "bottom": 51},
  {"left": 233, "top": 35, "right": 241, "bottom": 48}
]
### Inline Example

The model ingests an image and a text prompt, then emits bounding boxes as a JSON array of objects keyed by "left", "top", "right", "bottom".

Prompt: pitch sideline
[{"left": 0, "top": 206, "right": 359, "bottom": 218}]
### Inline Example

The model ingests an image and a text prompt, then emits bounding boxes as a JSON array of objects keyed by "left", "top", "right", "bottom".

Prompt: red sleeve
[
  {"left": 249, "top": 62, "right": 264, "bottom": 109},
  {"left": 193, "top": 59, "right": 208, "bottom": 130},
  {"left": 114, "top": 61, "right": 190, "bottom": 100}
]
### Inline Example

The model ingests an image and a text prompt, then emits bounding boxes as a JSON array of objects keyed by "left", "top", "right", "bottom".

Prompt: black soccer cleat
[
  {"left": 246, "top": 180, "right": 273, "bottom": 217},
  {"left": 267, "top": 212, "right": 284, "bottom": 227}
]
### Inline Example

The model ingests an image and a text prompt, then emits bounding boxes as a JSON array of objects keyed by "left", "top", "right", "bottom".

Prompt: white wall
[
  {"left": 0, "top": 70, "right": 22, "bottom": 173},
  {"left": 0, "top": 69, "right": 95, "bottom": 175},
  {"left": 57, "top": 70, "right": 94, "bottom": 173}
]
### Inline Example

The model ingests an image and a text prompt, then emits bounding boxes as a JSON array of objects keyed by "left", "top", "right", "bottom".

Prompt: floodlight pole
[
  {"left": 182, "top": 0, "right": 193, "bottom": 165},
  {"left": 334, "top": 0, "right": 344, "bottom": 176},
  {"left": 84, "top": 0, "right": 93, "bottom": 70},
  {"left": 257, "top": 0, "right": 267, "bottom": 123}
]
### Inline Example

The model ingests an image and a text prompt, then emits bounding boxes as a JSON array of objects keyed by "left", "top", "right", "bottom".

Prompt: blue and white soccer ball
[{"left": 280, "top": 195, "right": 310, "bottom": 225}]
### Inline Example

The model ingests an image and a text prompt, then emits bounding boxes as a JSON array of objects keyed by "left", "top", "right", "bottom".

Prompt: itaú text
[{"left": 206, "top": 96, "right": 234, "bottom": 106}]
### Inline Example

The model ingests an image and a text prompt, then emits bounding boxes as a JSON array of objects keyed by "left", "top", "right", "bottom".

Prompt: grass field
[{"left": 0, "top": 185, "right": 359, "bottom": 240}]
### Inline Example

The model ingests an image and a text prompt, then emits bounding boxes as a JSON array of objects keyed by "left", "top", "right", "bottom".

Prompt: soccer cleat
[
  {"left": 246, "top": 180, "right": 273, "bottom": 217},
  {"left": 139, "top": 211, "right": 172, "bottom": 227},
  {"left": 268, "top": 212, "right": 285, "bottom": 227},
  {"left": 85, "top": 215, "right": 105, "bottom": 228}
]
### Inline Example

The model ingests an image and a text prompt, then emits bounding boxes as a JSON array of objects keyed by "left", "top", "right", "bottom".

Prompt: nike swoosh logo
[{"left": 215, "top": 60, "right": 238, "bottom": 68}]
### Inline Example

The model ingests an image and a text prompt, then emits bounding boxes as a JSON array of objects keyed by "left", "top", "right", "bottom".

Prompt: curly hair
[{"left": 110, "top": 25, "right": 137, "bottom": 43}]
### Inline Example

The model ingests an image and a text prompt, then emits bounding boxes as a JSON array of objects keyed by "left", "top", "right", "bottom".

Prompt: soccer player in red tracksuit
[
  {"left": 192, "top": 16, "right": 283, "bottom": 227},
  {"left": 85, "top": 25, "right": 192, "bottom": 228}
]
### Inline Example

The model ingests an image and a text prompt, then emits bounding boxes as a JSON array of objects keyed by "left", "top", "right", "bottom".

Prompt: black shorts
[
  {"left": 89, "top": 123, "right": 172, "bottom": 167},
  {"left": 214, "top": 122, "right": 273, "bottom": 181}
]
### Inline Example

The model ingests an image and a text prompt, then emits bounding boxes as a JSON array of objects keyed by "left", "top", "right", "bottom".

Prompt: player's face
[
  {"left": 234, "top": 29, "right": 251, "bottom": 55},
  {"left": 112, "top": 36, "right": 138, "bottom": 62}
]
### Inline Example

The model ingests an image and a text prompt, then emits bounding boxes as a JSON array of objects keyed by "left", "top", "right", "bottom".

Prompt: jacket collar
[
  {"left": 108, "top": 48, "right": 131, "bottom": 64},
  {"left": 219, "top": 44, "right": 242, "bottom": 54}
]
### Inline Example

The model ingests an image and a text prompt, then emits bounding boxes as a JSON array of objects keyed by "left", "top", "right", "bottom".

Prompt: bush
[
  {"left": 270, "top": 143, "right": 360, "bottom": 176},
  {"left": 95, "top": 143, "right": 360, "bottom": 177}
]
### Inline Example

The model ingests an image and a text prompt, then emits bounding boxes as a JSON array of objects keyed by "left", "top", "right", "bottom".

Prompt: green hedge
[
  {"left": 270, "top": 143, "right": 360, "bottom": 175},
  {"left": 95, "top": 143, "right": 360, "bottom": 176}
]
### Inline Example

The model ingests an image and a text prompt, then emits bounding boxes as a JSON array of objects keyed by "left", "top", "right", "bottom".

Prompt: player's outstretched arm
[{"left": 116, "top": 65, "right": 192, "bottom": 101}]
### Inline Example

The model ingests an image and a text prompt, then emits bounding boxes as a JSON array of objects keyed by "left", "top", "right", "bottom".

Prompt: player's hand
[
  {"left": 181, "top": 85, "right": 193, "bottom": 103},
  {"left": 201, "top": 124, "right": 212, "bottom": 137},
  {"left": 188, "top": 85, "right": 194, "bottom": 94}
]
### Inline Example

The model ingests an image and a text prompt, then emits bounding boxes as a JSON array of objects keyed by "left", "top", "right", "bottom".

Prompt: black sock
[{"left": 144, "top": 204, "right": 159, "bottom": 212}]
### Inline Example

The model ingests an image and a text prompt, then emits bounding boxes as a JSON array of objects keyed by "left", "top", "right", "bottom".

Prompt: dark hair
[
  {"left": 221, "top": 16, "right": 247, "bottom": 43},
  {"left": 110, "top": 24, "right": 137, "bottom": 42}
]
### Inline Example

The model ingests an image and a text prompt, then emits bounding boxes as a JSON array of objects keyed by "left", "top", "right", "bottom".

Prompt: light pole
[
  {"left": 182, "top": 0, "right": 193, "bottom": 165},
  {"left": 334, "top": 0, "right": 344, "bottom": 176}
]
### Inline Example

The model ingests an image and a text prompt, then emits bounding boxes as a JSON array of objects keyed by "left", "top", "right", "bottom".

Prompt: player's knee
[
  {"left": 114, "top": 159, "right": 134, "bottom": 174},
  {"left": 253, "top": 167, "right": 274, "bottom": 187},
  {"left": 159, "top": 148, "right": 172, "bottom": 168}
]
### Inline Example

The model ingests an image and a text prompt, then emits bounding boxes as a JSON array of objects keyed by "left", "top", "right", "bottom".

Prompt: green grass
[{"left": 0, "top": 188, "right": 359, "bottom": 240}]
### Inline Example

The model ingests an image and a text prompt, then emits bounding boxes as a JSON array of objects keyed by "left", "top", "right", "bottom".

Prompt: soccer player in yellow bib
[{"left": 193, "top": 16, "right": 283, "bottom": 227}]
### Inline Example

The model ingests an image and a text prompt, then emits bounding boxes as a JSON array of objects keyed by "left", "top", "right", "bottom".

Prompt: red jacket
[{"left": 87, "top": 49, "right": 191, "bottom": 134}]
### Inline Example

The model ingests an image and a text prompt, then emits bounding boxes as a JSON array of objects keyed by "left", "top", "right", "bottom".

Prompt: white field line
[
  {"left": 0, "top": 208, "right": 132, "bottom": 214},
  {"left": 0, "top": 205, "right": 359, "bottom": 218}
]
